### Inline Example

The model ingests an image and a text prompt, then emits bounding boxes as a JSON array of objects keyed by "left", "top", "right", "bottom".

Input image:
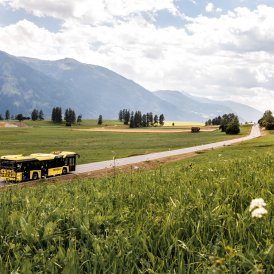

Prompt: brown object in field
[{"left": 191, "top": 127, "right": 200, "bottom": 133}]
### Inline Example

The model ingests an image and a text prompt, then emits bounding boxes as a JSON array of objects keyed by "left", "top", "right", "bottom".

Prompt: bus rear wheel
[
  {"left": 32, "top": 173, "right": 38, "bottom": 180},
  {"left": 62, "top": 168, "right": 67, "bottom": 175}
]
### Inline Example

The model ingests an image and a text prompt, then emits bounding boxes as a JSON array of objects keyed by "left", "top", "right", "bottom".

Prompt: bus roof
[
  {"left": 0, "top": 155, "right": 36, "bottom": 161},
  {"left": 1, "top": 151, "right": 77, "bottom": 161}
]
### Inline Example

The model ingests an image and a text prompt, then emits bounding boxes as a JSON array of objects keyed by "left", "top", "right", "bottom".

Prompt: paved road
[
  {"left": 0, "top": 124, "right": 261, "bottom": 185},
  {"left": 75, "top": 124, "right": 261, "bottom": 174}
]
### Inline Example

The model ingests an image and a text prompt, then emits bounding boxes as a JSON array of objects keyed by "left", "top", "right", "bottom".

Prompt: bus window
[
  {"left": 1, "top": 161, "right": 15, "bottom": 169},
  {"left": 68, "top": 157, "right": 75, "bottom": 166},
  {"left": 47, "top": 160, "right": 54, "bottom": 168},
  {"left": 64, "top": 158, "right": 68, "bottom": 166},
  {"left": 54, "top": 158, "right": 64, "bottom": 167}
]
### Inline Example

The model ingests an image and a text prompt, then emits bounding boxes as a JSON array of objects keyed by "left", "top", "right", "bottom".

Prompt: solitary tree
[
  {"left": 38, "top": 110, "right": 44, "bottom": 121},
  {"left": 159, "top": 114, "right": 165, "bottom": 126},
  {"left": 142, "top": 114, "right": 147, "bottom": 127},
  {"left": 123, "top": 109, "right": 130, "bottom": 125},
  {"left": 134, "top": 111, "right": 142, "bottom": 128},
  {"left": 77, "top": 114, "right": 82, "bottom": 125},
  {"left": 5, "top": 110, "right": 10, "bottom": 120},
  {"left": 129, "top": 112, "right": 135, "bottom": 128},
  {"left": 147, "top": 112, "right": 153, "bottom": 126},
  {"left": 154, "top": 114, "right": 159, "bottom": 125},
  {"left": 51, "top": 107, "right": 62, "bottom": 123},
  {"left": 118, "top": 110, "right": 123, "bottom": 122},
  {"left": 15, "top": 114, "right": 24, "bottom": 122},
  {"left": 0, "top": 114, "right": 3, "bottom": 120},
  {"left": 31, "top": 109, "right": 39, "bottom": 121},
  {"left": 219, "top": 113, "right": 238, "bottom": 132},
  {"left": 64, "top": 108, "right": 76, "bottom": 126},
  {"left": 225, "top": 116, "right": 240, "bottom": 134},
  {"left": 97, "top": 114, "right": 103, "bottom": 125}
]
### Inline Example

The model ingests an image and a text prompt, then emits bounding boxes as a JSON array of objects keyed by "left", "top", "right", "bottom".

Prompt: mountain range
[{"left": 0, "top": 50, "right": 262, "bottom": 122}]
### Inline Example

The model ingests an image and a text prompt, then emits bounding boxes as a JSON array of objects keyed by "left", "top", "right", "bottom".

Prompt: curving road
[
  {"left": 0, "top": 125, "right": 261, "bottom": 186},
  {"left": 75, "top": 124, "right": 261, "bottom": 174}
]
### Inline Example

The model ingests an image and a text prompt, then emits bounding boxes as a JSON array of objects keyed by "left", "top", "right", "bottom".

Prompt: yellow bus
[{"left": 0, "top": 151, "right": 79, "bottom": 182}]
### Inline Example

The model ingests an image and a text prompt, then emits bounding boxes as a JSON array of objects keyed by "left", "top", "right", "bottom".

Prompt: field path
[{"left": 75, "top": 124, "right": 261, "bottom": 174}]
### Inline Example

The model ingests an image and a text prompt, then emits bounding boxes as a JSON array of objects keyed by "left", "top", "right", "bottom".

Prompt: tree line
[
  {"left": 51, "top": 107, "right": 82, "bottom": 126},
  {"left": 0, "top": 109, "right": 44, "bottom": 121},
  {"left": 0, "top": 107, "right": 82, "bottom": 125},
  {"left": 258, "top": 110, "right": 274, "bottom": 130},
  {"left": 0, "top": 110, "right": 15, "bottom": 121},
  {"left": 205, "top": 113, "right": 240, "bottom": 135},
  {"left": 118, "top": 109, "right": 165, "bottom": 128},
  {"left": 205, "top": 110, "right": 274, "bottom": 134}
]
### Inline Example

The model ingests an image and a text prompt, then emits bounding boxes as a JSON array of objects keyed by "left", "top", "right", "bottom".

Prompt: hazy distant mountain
[
  {"left": 0, "top": 51, "right": 262, "bottom": 121},
  {"left": 0, "top": 51, "right": 71, "bottom": 115},
  {"left": 19, "top": 56, "right": 186, "bottom": 120},
  {"left": 154, "top": 90, "right": 262, "bottom": 122}
]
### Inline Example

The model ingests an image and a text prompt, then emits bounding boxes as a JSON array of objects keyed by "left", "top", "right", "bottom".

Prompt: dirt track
[
  {"left": 0, "top": 122, "right": 27, "bottom": 128},
  {"left": 75, "top": 127, "right": 217, "bottom": 133}
]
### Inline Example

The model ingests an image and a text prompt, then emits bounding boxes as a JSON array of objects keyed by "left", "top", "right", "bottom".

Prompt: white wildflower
[
  {"left": 251, "top": 207, "right": 268, "bottom": 218},
  {"left": 249, "top": 198, "right": 266, "bottom": 212},
  {"left": 249, "top": 198, "right": 268, "bottom": 218}
]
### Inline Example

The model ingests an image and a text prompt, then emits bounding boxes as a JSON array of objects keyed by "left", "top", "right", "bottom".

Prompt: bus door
[
  {"left": 40, "top": 161, "right": 48, "bottom": 177},
  {"left": 20, "top": 162, "right": 29, "bottom": 181},
  {"left": 67, "top": 156, "right": 76, "bottom": 171}
]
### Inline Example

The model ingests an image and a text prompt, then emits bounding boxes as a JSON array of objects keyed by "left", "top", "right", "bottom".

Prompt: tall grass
[{"left": 0, "top": 132, "right": 273, "bottom": 273}]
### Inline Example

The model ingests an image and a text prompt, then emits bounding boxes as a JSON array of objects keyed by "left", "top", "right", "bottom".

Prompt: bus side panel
[
  {"left": 0, "top": 169, "right": 21, "bottom": 182},
  {"left": 48, "top": 167, "right": 62, "bottom": 176}
]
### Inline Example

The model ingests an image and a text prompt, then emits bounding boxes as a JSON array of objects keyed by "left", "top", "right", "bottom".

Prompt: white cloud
[
  {"left": 0, "top": 0, "right": 178, "bottom": 24},
  {"left": 0, "top": 3, "right": 274, "bottom": 111},
  {"left": 205, "top": 2, "right": 222, "bottom": 13},
  {"left": 205, "top": 3, "right": 214, "bottom": 13}
]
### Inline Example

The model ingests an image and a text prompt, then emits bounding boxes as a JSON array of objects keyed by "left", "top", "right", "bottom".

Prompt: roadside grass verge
[{"left": 0, "top": 130, "right": 273, "bottom": 273}]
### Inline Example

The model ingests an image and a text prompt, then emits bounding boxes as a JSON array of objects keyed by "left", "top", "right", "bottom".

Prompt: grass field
[
  {"left": 23, "top": 120, "right": 205, "bottom": 129},
  {"left": 0, "top": 121, "right": 250, "bottom": 164},
  {"left": 0, "top": 130, "right": 273, "bottom": 273},
  {"left": 23, "top": 119, "right": 123, "bottom": 129}
]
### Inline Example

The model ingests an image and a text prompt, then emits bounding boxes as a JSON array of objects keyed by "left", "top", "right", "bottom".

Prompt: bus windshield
[{"left": 0, "top": 160, "right": 16, "bottom": 169}]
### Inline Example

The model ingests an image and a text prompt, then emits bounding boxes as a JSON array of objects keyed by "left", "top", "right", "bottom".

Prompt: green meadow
[
  {"left": 0, "top": 121, "right": 250, "bottom": 164},
  {"left": 0, "top": 124, "right": 273, "bottom": 273}
]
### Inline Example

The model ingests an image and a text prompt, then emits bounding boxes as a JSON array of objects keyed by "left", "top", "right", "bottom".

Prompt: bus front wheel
[{"left": 62, "top": 168, "right": 67, "bottom": 175}]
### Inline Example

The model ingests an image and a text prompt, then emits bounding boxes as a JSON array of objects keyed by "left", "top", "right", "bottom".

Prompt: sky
[{"left": 0, "top": 0, "right": 274, "bottom": 112}]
